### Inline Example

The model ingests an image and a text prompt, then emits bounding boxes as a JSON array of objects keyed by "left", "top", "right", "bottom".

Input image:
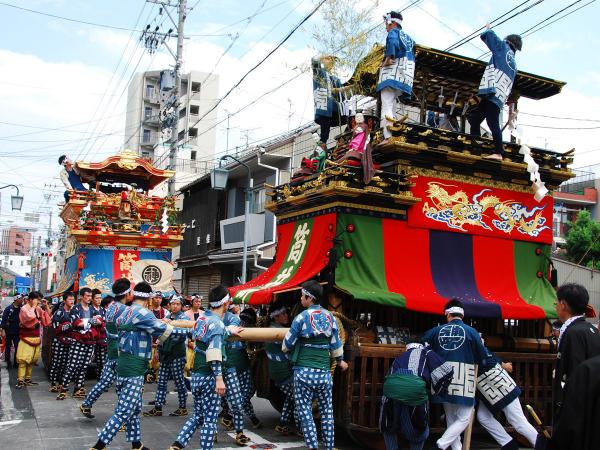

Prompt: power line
[
  {"left": 519, "top": 111, "right": 600, "bottom": 123},
  {"left": 184, "top": 0, "right": 327, "bottom": 137},
  {"left": 477, "top": 0, "right": 596, "bottom": 59},
  {"left": 445, "top": 0, "right": 544, "bottom": 52},
  {"left": 0, "top": 1, "right": 229, "bottom": 37},
  {"left": 520, "top": 123, "right": 600, "bottom": 130}
]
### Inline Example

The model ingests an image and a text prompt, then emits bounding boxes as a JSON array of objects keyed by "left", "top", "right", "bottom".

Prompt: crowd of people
[{"left": 2, "top": 281, "right": 600, "bottom": 450}]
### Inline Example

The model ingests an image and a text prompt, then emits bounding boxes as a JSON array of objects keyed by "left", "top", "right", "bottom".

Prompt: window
[
  {"left": 192, "top": 81, "right": 201, "bottom": 93},
  {"left": 144, "top": 106, "right": 153, "bottom": 120},
  {"left": 141, "top": 151, "right": 150, "bottom": 159},
  {"left": 190, "top": 105, "right": 199, "bottom": 115},
  {"left": 145, "top": 84, "right": 154, "bottom": 97},
  {"left": 190, "top": 150, "right": 197, "bottom": 160},
  {"left": 188, "top": 127, "right": 198, "bottom": 138},
  {"left": 21, "top": 260, "right": 24, "bottom": 266},
  {"left": 142, "top": 129, "right": 151, "bottom": 143}
]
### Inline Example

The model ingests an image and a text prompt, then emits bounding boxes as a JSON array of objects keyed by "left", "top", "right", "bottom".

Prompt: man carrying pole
[
  {"left": 282, "top": 280, "right": 348, "bottom": 450},
  {"left": 79, "top": 278, "right": 132, "bottom": 419},
  {"left": 422, "top": 299, "right": 487, "bottom": 450},
  {"left": 168, "top": 285, "right": 242, "bottom": 450},
  {"left": 144, "top": 295, "right": 190, "bottom": 417},
  {"left": 90, "top": 282, "right": 189, "bottom": 450}
]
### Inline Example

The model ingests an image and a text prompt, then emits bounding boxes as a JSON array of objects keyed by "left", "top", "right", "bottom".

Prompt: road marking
[
  {"left": 226, "top": 429, "right": 303, "bottom": 449},
  {"left": 0, "top": 364, "right": 23, "bottom": 423},
  {"left": 0, "top": 419, "right": 22, "bottom": 427}
]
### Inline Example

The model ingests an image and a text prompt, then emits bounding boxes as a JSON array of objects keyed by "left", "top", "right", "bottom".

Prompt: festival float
[
  {"left": 43, "top": 150, "right": 184, "bottom": 367},
  {"left": 228, "top": 44, "right": 575, "bottom": 447}
]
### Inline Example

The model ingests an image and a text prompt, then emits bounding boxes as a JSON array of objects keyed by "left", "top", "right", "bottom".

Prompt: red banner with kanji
[
  {"left": 409, "top": 176, "right": 553, "bottom": 244},
  {"left": 113, "top": 250, "right": 140, "bottom": 283}
]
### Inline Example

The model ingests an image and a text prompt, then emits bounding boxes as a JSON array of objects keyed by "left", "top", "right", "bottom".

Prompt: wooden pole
[
  {"left": 167, "top": 320, "right": 289, "bottom": 342},
  {"left": 462, "top": 365, "right": 478, "bottom": 450},
  {"left": 526, "top": 404, "right": 551, "bottom": 438}
]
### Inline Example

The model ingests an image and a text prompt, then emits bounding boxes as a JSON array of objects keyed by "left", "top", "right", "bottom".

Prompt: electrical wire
[
  {"left": 445, "top": 0, "right": 544, "bottom": 52},
  {"left": 0, "top": 1, "right": 231, "bottom": 37},
  {"left": 477, "top": 0, "right": 596, "bottom": 59},
  {"left": 180, "top": 0, "right": 326, "bottom": 148},
  {"left": 519, "top": 112, "right": 600, "bottom": 123}
]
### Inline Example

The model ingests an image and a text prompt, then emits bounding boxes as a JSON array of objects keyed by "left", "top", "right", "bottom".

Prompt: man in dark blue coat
[
  {"left": 1, "top": 295, "right": 23, "bottom": 368},
  {"left": 468, "top": 25, "right": 522, "bottom": 160}
]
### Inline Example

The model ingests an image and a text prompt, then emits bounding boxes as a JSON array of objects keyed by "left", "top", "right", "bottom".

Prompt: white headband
[
  {"left": 384, "top": 13, "right": 402, "bottom": 26},
  {"left": 210, "top": 293, "right": 231, "bottom": 308},
  {"left": 269, "top": 306, "right": 287, "bottom": 319},
  {"left": 133, "top": 291, "right": 152, "bottom": 298},
  {"left": 113, "top": 287, "right": 131, "bottom": 296},
  {"left": 170, "top": 296, "right": 182, "bottom": 304},
  {"left": 445, "top": 306, "right": 464, "bottom": 316},
  {"left": 301, "top": 288, "right": 316, "bottom": 299}
]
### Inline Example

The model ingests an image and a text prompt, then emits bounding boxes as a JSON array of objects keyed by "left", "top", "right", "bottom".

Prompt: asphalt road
[{"left": 0, "top": 296, "right": 505, "bottom": 449}]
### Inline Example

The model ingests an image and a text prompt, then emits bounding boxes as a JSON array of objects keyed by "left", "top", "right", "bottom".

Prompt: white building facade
[{"left": 124, "top": 70, "right": 219, "bottom": 193}]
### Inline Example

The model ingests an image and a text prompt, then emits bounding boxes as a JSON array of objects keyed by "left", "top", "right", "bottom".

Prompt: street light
[
  {"left": 0, "top": 184, "right": 24, "bottom": 211},
  {"left": 211, "top": 155, "right": 252, "bottom": 284}
]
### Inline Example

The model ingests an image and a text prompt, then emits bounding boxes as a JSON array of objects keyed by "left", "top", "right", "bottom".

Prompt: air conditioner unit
[{"left": 220, "top": 214, "right": 265, "bottom": 250}]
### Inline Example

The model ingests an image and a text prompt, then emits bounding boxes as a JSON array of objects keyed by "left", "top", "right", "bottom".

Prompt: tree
[
  {"left": 564, "top": 209, "right": 600, "bottom": 269},
  {"left": 311, "top": 0, "right": 382, "bottom": 76}
]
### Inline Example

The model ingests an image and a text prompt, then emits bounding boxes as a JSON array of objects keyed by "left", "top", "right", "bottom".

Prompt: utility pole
[
  {"left": 168, "top": 0, "right": 187, "bottom": 195},
  {"left": 144, "top": 0, "right": 187, "bottom": 195}
]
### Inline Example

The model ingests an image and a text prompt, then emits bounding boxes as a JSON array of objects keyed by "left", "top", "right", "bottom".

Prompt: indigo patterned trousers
[
  {"left": 294, "top": 367, "right": 335, "bottom": 450},
  {"left": 277, "top": 378, "right": 299, "bottom": 428},
  {"left": 49, "top": 340, "right": 70, "bottom": 386},
  {"left": 175, "top": 373, "right": 220, "bottom": 450},
  {"left": 154, "top": 356, "right": 187, "bottom": 408},
  {"left": 98, "top": 375, "right": 144, "bottom": 444},
  {"left": 224, "top": 370, "right": 245, "bottom": 432},
  {"left": 61, "top": 342, "right": 94, "bottom": 390},
  {"left": 237, "top": 369, "right": 256, "bottom": 417},
  {"left": 83, "top": 358, "right": 118, "bottom": 408},
  {"left": 93, "top": 344, "right": 107, "bottom": 378}
]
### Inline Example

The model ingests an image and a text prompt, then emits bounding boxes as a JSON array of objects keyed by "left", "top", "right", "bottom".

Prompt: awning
[
  {"left": 229, "top": 213, "right": 336, "bottom": 304},
  {"left": 49, "top": 255, "right": 79, "bottom": 298},
  {"left": 335, "top": 213, "right": 556, "bottom": 319}
]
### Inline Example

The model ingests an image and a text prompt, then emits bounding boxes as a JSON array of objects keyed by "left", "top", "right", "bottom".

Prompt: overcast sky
[{"left": 0, "top": 0, "right": 599, "bottom": 241}]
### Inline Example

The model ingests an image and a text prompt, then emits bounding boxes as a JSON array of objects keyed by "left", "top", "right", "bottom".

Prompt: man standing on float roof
[
  {"left": 376, "top": 11, "right": 415, "bottom": 144},
  {"left": 422, "top": 299, "right": 487, "bottom": 450},
  {"left": 468, "top": 24, "right": 522, "bottom": 161},
  {"left": 282, "top": 280, "right": 348, "bottom": 450},
  {"left": 90, "top": 282, "right": 189, "bottom": 450}
]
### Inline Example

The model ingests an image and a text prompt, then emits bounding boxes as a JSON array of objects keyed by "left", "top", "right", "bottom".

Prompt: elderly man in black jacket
[{"left": 552, "top": 283, "right": 600, "bottom": 425}]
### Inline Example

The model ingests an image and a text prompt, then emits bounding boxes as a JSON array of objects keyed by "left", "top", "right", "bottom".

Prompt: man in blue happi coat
[
  {"left": 312, "top": 54, "right": 345, "bottom": 145},
  {"left": 476, "top": 345, "right": 539, "bottom": 449},
  {"left": 80, "top": 278, "right": 132, "bottom": 419},
  {"left": 219, "top": 300, "right": 259, "bottom": 445},
  {"left": 380, "top": 338, "right": 454, "bottom": 450},
  {"left": 266, "top": 300, "right": 299, "bottom": 435},
  {"left": 377, "top": 11, "right": 415, "bottom": 143},
  {"left": 422, "top": 299, "right": 487, "bottom": 450},
  {"left": 468, "top": 24, "right": 522, "bottom": 161},
  {"left": 144, "top": 295, "right": 190, "bottom": 417},
  {"left": 90, "top": 282, "right": 189, "bottom": 450},
  {"left": 282, "top": 280, "right": 348, "bottom": 450},
  {"left": 168, "top": 285, "right": 242, "bottom": 450}
]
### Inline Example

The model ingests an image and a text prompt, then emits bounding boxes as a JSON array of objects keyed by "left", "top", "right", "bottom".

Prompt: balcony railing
[{"left": 143, "top": 91, "right": 160, "bottom": 104}]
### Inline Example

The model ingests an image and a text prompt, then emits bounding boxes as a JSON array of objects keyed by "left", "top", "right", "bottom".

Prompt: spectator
[
  {"left": 552, "top": 283, "right": 600, "bottom": 425},
  {"left": 536, "top": 355, "right": 600, "bottom": 450},
  {"left": 16, "top": 291, "right": 51, "bottom": 388},
  {"left": 1, "top": 295, "right": 23, "bottom": 369}
]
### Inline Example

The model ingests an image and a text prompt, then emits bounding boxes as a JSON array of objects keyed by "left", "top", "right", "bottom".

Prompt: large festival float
[
  {"left": 228, "top": 44, "right": 575, "bottom": 448},
  {"left": 42, "top": 150, "right": 183, "bottom": 368}
]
